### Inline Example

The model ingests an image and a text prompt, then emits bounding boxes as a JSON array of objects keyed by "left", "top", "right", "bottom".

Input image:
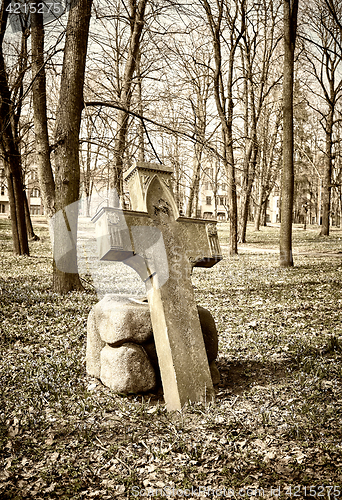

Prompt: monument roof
[{"left": 124, "top": 162, "right": 173, "bottom": 182}]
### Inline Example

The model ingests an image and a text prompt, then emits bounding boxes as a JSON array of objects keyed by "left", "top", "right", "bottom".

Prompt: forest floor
[{"left": 1, "top": 218, "right": 342, "bottom": 499}]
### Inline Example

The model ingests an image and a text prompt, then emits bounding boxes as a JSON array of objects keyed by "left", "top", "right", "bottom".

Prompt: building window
[
  {"left": 30, "top": 205, "right": 40, "bottom": 215},
  {"left": 0, "top": 203, "right": 5, "bottom": 213},
  {"left": 0, "top": 185, "right": 4, "bottom": 196},
  {"left": 203, "top": 212, "right": 213, "bottom": 219},
  {"left": 31, "top": 188, "right": 40, "bottom": 198},
  {"left": 30, "top": 171, "right": 38, "bottom": 180},
  {"left": 221, "top": 183, "right": 227, "bottom": 191},
  {"left": 218, "top": 196, "right": 225, "bottom": 206},
  {"left": 0, "top": 169, "right": 4, "bottom": 178},
  {"left": 205, "top": 182, "right": 211, "bottom": 190},
  {"left": 206, "top": 196, "right": 212, "bottom": 205},
  {"left": 204, "top": 167, "right": 213, "bottom": 178}
]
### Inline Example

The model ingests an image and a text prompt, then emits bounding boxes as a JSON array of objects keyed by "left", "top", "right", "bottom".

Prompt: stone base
[
  {"left": 86, "top": 294, "right": 219, "bottom": 394},
  {"left": 100, "top": 343, "right": 156, "bottom": 393}
]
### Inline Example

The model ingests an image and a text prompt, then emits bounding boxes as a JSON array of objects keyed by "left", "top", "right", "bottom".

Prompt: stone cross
[{"left": 92, "top": 162, "right": 222, "bottom": 411}]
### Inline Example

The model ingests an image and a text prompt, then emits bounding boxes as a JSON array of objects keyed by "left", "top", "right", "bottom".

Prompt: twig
[
  {"left": 115, "top": 455, "right": 132, "bottom": 473},
  {"left": 95, "top": 436, "right": 107, "bottom": 451}
]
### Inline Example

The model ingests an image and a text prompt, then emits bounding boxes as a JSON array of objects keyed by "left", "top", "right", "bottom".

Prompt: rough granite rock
[
  {"left": 86, "top": 307, "right": 106, "bottom": 378},
  {"left": 86, "top": 294, "right": 219, "bottom": 391},
  {"left": 95, "top": 294, "right": 153, "bottom": 345},
  {"left": 209, "top": 360, "right": 220, "bottom": 386},
  {"left": 198, "top": 305, "right": 218, "bottom": 363},
  {"left": 100, "top": 343, "right": 156, "bottom": 393},
  {"left": 86, "top": 295, "right": 152, "bottom": 379}
]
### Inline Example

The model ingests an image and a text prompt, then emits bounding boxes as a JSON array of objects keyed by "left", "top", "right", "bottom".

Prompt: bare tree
[
  {"left": 31, "top": 6, "right": 55, "bottom": 220},
  {"left": 109, "top": 0, "right": 147, "bottom": 201},
  {"left": 254, "top": 101, "right": 282, "bottom": 230},
  {"left": 31, "top": 0, "right": 93, "bottom": 293},
  {"left": 0, "top": 1, "right": 29, "bottom": 255},
  {"left": 238, "top": 0, "right": 283, "bottom": 242},
  {"left": 200, "top": 0, "right": 245, "bottom": 255},
  {"left": 302, "top": 0, "right": 342, "bottom": 236},
  {"left": 159, "top": 27, "right": 214, "bottom": 217},
  {"left": 279, "top": 0, "right": 299, "bottom": 267}
]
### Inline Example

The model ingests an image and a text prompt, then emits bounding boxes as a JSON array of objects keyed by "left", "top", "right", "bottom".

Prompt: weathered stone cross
[{"left": 92, "top": 162, "right": 222, "bottom": 411}]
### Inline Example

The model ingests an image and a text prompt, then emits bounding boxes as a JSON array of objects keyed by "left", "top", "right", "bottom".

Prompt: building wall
[
  {"left": 266, "top": 195, "right": 280, "bottom": 223},
  {"left": 198, "top": 167, "right": 229, "bottom": 220},
  {"left": 0, "top": 165, "right": 44, "bottom": 216},
  {"left": 197, "top": 168, "right": 280, "bottom": 223}
]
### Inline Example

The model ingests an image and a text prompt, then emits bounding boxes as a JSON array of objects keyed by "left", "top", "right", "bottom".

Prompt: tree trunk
[
  {"left": 262, "top": 198, "right": 268, "bottom": 226},
  {"left": 3, "top": 158, "right": 29, "bottom": 255},
  {"left": 136, "top": 49, "right": 145, "bottom": 163},
  {"left": 280, "top": 0, "right": 298, "bottom": 267},
  {"left": 238, "top": 40, "right": 258, "bottom": 243},
  {"left": 224, "top": 130, "right": 238, "bottom": 255},
  {"left": 0, "top": 0, "right": 29, "bottom": 255},
  {"left": 320, "top": 99, "right": 334, "bottom": 235},
  {"left": 201, "top": 0, "right": 242, "bottom": 255},
  {"left": 52, "top": 0, "right": 93, "bottom": 293},
  {"left": 239, "top": 141, "right": 257, "bottom": 242},
  {"left": 31, "top": 6, "right": 55, "bottom": 220},
  {"left": 187, "top": 86, "right": 207, "bottom": 218},
  {"left": 186, "top": 150, "right": 202, "bottom": 217},
  {"left": 23, "top": 191, "right": 39, "bottom": 241},
  {"left": 110, "top": 0, "right": 147, "bottom": 201},
  {"left": 254, "top": 179, "right": 264, "bottom": 231}
]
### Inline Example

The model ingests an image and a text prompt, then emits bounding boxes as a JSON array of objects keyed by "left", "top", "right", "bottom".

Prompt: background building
[{"left": 0, "top": 163, "right": 44, "bottom": 217}]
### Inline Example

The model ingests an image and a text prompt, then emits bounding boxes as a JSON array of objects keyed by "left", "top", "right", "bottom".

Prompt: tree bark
[
  {"left": 136, "top": 49, "right": 145, "bottom": 163},
  {"left": 23, "top": 191, "right": 39, "bottom": 241},
  {"left": 186, "top": 149, "right": 202, "bottom": 217},
  {"left": 280, "top": 0, "right": 298, "bottom": 267},
  {"left": 110, "top": 0, "right": 147, "bottom": 201},
  {"left": 52, "top": 0, "right": 93, "bottom": 293},
  {"left": 254, "top": 180, "right": 264, "bottom": 232},
  {"left": 202, "top": 0, "right": 241, "bottom": 255},
  {"left": 31, "top": 6, "right": 55, "bottom": 220},
  {"left": 320, "top": 106, "right": 334, "bottom": 235},
  {"left": 0, "top": 0, "right": 29, "bottom": 255}
]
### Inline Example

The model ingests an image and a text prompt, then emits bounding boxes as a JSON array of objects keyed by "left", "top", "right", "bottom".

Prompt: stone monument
[{"left": 87, "top": 162, "right": 222, "bottom": 411}]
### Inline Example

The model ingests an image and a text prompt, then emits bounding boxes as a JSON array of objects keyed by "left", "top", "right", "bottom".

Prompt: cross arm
[
  {"left": 178, "top": 217, "right": 222, "bottom": 268},
  {"left": 92, "top": 207, "right": 167, "bottom": 287}
]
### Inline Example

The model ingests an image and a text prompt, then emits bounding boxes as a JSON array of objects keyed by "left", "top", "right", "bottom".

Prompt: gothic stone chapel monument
[{"left": 86, "top": 162, "right": 222, "bottom": 411}]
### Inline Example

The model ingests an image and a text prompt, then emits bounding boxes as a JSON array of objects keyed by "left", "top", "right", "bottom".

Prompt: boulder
[
  {"left": 198, "top": 305, "right": 219, "bottom": 363},
  {"left": 209, "top": 360, "right": 220, "bottom": 386},
  {"left": 100, "top": 343, "right": 156, "bottom": 393},
  {"left": 86, "top": 294, "right": 219, "bottom": 392},
  {"left": 94, "top": 294, "right": 153, "bottom": 345},
  {"left": 86, "top": 308, "right": 106, "bottom": 378}
]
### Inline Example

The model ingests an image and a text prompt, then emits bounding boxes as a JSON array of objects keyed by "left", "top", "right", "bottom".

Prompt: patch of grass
[{"left": 0, "top": 218, "right": 342, "bottom": 497}]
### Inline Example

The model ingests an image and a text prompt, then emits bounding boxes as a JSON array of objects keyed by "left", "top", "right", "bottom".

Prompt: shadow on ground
[{"left": 216, "top": 356, "right": 288, "bottom": 396}]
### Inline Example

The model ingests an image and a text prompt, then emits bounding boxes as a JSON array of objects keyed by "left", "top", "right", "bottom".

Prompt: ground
[{"left": 0, "top": 218, "right": 342, "bottom": 499}]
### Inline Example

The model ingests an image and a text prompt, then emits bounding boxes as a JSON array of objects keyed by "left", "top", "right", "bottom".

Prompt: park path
[{"left": 222, "top": 244, "right": 342, "bottom": 258}]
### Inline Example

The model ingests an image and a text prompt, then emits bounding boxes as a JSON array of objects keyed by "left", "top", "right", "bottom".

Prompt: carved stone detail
[
  {"left": 207, "top": 223, "right": 220, "bottom": 256},
  {"left": 142, "top": 175, "right": 150, "bottom": 188},
  {"left": 108, "top": 212, "right": 123, "bottom": 249},
  {"left": 153, "top": 198, "right": 171, "bottom": 217},
  {"left": 162, "top": 177, "right": 171, "bottom": 189},
  {"left": 107, "top": 212, "right": 120, "bottom": 225},
  {"left": 206, "top": 223, "right": 217, "bottom": 237}
]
